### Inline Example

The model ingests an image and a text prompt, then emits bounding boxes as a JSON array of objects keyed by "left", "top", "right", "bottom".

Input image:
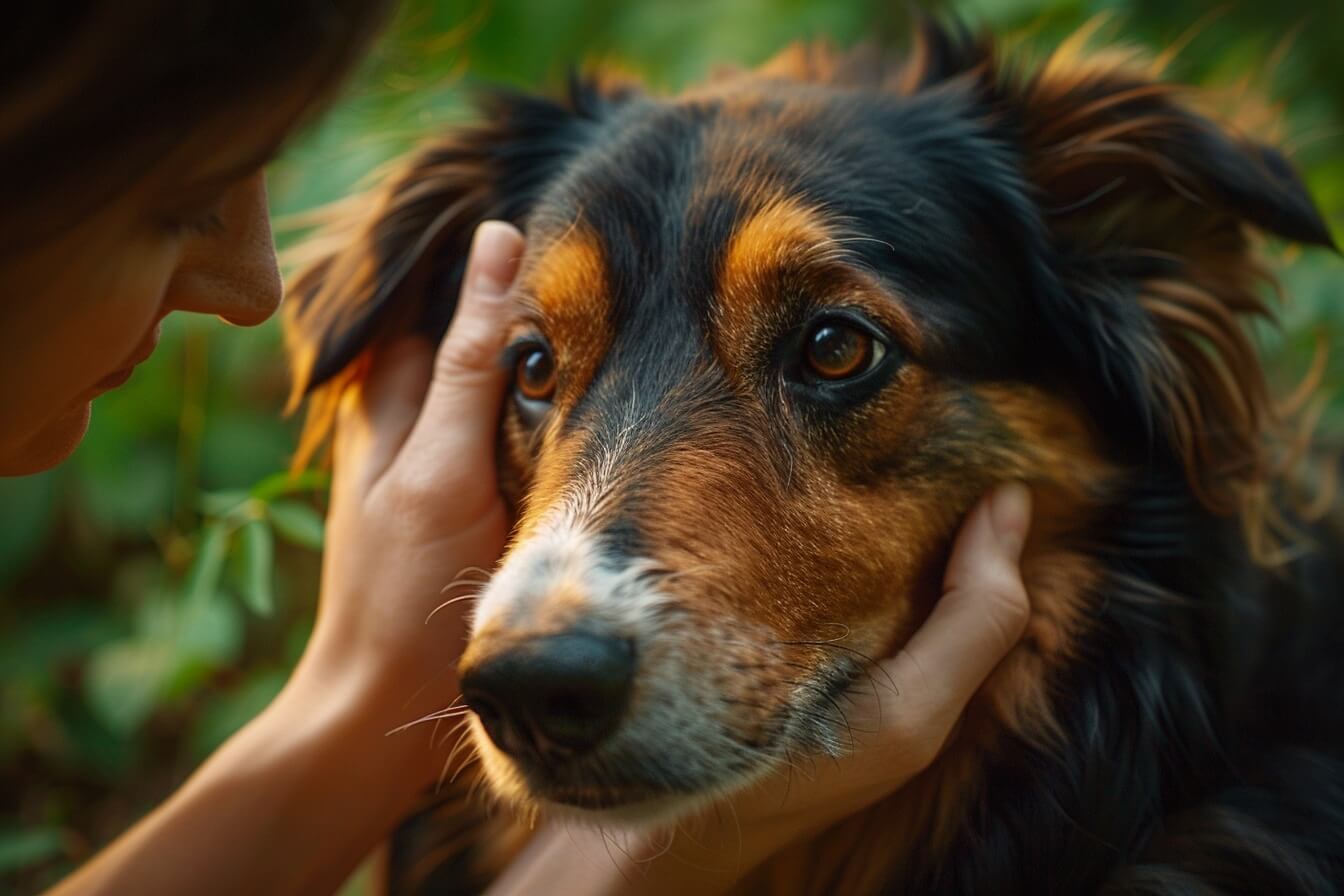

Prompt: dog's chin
[
  {"left": 480, "top": 751, "right": 712, "bottom": 827},
  {"left": 490, "top": 770, "right": 716, "bottom": 829},
  {"left": 471, "top": 721, "right": 786, "bottom": 829}
]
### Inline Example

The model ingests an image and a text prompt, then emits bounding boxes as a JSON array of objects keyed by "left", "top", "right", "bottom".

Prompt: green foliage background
[{"left": 2, "top": 0, "right": 1342, "bottom": 891}]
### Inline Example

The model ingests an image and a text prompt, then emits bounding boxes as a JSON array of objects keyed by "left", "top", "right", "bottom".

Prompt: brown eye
[
  {"left": 515, "top": 345, "right": 556, "bottom": 402},
  {"left": 804, "top": 320, "right": 884, "bottom": 381}
]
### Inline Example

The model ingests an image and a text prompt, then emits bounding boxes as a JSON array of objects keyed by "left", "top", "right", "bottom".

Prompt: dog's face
[
  {"left": 287, "top": 25, "right": 1332, "bottom": 822},
  {"left": 464, "top": 79, "right": 1099, "bottom": 817}
]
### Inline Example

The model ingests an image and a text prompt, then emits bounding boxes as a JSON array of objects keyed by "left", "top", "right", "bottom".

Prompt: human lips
[
  {"left": 92, "top": 366, "right": 136, "bottom": 391},
  {"left": 87, "top": 323, "right": 162, "bottom": 397}
]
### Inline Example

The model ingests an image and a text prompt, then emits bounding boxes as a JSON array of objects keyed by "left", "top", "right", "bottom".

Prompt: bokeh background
[{"left": 2, "top": 0, "right": 1342, "bottom": 892}]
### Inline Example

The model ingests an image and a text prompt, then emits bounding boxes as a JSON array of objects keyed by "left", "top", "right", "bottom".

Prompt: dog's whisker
[
  {"left": 425, "top": 588, "right": 482, "bottom": 624},
  {"left": 435, "top": 714, "right": 474, "bottom": 749},
  {"left": 443, "top": 730, "right": 480, "bottom": 789},
  {"left": 444, "top": 723, "right": 477, "bottom": 772},
  {"left": 437, "top": 577, "right": 486, "bottom": 596},
  {"left": 386, "top": 699, "right": 469, "bottom": 736},
  {"left": 385, "top": 706, "right": 471, "bottom": 737}
]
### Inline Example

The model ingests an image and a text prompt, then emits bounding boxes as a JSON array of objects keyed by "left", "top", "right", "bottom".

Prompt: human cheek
[
  {"left": 0, "top": 234, "right": 177, "bottom": 442},
  {"left": 68, "top": 244, "right": 180, "bottom": 394}
]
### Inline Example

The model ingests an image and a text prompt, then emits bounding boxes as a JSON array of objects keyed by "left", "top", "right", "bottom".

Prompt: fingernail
[
  {"left": 990, "top": 482, "right": 1032, "bottom": 556},
  {"left": 469, "top": 220, "right": 524, "bottom": 299}
]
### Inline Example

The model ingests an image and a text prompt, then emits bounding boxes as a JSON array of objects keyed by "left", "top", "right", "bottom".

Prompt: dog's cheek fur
[
  {"left": 626, "top": 369, "right": 1115, "bottom": 756},
  {"left": 737, "top": 382, "right": 1116, "bottom": 896},
  {"left": 832, "top": 375, "right": 1116, "bottom": 750}
]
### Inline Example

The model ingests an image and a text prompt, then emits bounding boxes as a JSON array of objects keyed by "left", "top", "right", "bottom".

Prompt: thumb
[
  {"left": 399, "top": 220, "right": 526, "bottom": 472},
  {"left": 883, "top": 483, "right": 1033, "bottom": 722}
]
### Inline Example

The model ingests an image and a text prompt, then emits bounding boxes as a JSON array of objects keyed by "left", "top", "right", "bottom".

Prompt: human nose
[{"left": 162, "top": 172, "right": 283, "bottom": 327}]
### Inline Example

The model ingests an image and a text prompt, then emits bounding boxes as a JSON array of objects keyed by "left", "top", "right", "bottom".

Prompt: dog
[{"left": 285, "top": 17, "right": 1344, "bottom": 895}]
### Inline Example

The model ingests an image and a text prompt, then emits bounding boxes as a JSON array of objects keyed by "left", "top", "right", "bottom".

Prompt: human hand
[
  {"left": 489, "top": 482, "right": 1033, "bottom": 895},
  {"left": 284, "top": 220, "right": 528, "bottom": 798}
]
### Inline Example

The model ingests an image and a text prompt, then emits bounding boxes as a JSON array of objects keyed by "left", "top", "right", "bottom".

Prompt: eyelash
[{"left": 162, "top": 211, "right": 226, "bottom": 237}]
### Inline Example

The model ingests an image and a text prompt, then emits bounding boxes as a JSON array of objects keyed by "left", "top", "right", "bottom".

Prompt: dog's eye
[
  {"left": 803, "top": 319, "right": 885, "bottom": 382},
  {"left": 515, "top": 345, "right": 557, "bottom": 402}
]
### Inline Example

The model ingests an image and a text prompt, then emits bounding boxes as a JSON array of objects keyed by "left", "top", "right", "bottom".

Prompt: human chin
[{"left": 0, "top": 403, "right": 92, "bottom": 477}]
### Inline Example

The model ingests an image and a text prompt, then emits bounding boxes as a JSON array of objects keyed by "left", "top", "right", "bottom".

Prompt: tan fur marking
[
  {"left": 720, "top": 197, "right": 833, "bottom": 315},
  {"left": 519, "top": 224, "right": 612, "bottom": 401},
  {"left": 714, "top": 197, "right": 921, "bottom": 388},
  {"left": 525, "top": 225, "right": 608, "bottom": 322}
]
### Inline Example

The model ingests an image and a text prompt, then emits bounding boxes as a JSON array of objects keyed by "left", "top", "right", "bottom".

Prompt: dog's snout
[{"left": 461, "top": 631, "right": 635, "bottom": 761}]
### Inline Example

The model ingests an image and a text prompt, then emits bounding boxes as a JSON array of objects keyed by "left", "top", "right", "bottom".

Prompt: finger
[
  {"left": 882, "top": 483, "right": 1032, "bottom": 720},
  {"left": 341, "top": 337, "right": 436, "bottom": 492},
  {"left": 398, "top": 221, "right": 525, "bottom": 476}
]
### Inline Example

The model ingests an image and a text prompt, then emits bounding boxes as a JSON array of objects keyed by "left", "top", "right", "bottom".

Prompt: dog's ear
[
  {"left": 901, "top": 18, "right": 1335, "bottom": 251},
  {"left": 283, "top": 76, "right": 633, "bottom": 463},
  {"left": 905, "top": 19, "right": 1335, "bottom": 517}
]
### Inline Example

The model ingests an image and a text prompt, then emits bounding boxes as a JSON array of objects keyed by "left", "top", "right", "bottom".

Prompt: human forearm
[{"left": 49, "top": 659, "right": 429, "bottom": 896}]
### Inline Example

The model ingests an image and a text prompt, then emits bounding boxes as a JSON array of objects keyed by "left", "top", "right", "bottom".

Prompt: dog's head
[{"left": 286, "top": 21, "right": 1333, "bottom": 822}]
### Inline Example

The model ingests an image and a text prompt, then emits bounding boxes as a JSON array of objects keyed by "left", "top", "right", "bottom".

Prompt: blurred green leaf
[
  {"left": 199, "top": 490, "right": 250, "bottom": 517},
  {"left": 184, "top": 523, "right": 231, "bottom": 615},
  {"left": 84, "top": 639, "right": 176, "bottom": 735},
  {"left": 173, "top": 597, "right": 244, "bottom": 677},
  {"left": 268, "top": 500, "right": 325, "bottom": 550},
  {"left": 82, "top": 590, "right": 246, "bottom": 736},
  {"left": 0, "top": 826, "right": 65, "bottom": 875},
  {"left": 284, "top": 618, "right": 315, "bottom": 667},
  {"left": 251, "top": 470, "right": 331, "bottom": 501},
  {"left": 337, "top": 852, "right": 382, "bottom": 896},
  {"left": 239, "top": 520, "right": 276, "bottom": 616}
]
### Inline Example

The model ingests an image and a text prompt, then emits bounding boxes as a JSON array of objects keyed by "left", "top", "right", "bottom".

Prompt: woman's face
[{"left": 0, "top": 161, "right": 283, "bottom": 476}]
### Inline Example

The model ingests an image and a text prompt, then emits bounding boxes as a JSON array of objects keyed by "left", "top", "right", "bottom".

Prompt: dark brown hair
[{"left": 0, "top": 1, "right": 398, "bottom": 246}]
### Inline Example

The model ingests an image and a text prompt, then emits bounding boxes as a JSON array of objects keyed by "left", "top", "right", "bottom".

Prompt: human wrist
[{"left": 258, "top": 640, "right": 444, "bottom": 813}]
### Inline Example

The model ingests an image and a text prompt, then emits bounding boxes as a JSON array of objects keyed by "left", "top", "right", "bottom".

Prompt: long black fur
[{"left": 917, "top": 484, "right": 1344, "bottom": 894}]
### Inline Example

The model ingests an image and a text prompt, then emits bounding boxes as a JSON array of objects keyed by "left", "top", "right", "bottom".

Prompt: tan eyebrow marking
[
  {"left": 714, "top": 197, "right": 835, "bottom": 359},
  {"left": 714, "top": 196, "right": 922, "bottom": 372},
  {"left": 527, "top": 224, "right": 609, "bottom": 322},
  {"left": 518, "top": 222, "right": 614, "bottom": 412},
  {"left": 721, "top": 197, "right": 835, "bottom": 310}
]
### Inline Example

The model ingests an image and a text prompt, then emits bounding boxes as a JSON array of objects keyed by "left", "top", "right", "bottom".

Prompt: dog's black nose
[{"left": 461, "top": 632, "right": 635, "bottom": 762}]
